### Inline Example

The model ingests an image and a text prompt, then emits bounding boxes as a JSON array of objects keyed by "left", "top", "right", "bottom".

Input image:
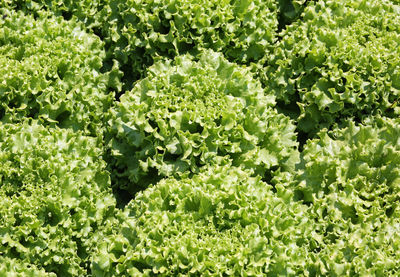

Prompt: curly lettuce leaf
[
  {"left": 96, "top": 0, "right": 279, "bottom": 83},
  {"left": 0, "top": 8, "right": 115, "bottom": 136},
  {"left": 291, "top": 116, "right": 400, "bottom": 275},
  {"left": 108, "top": 50, "right": 299, "bottom": 192},
  {"left": 263, "top": 0, "right": 400, "bottom": 135},
  {"left": 91, "top": 164, "right": 311, "bottom": 276},
  {"left": 0, "top": 256, "right": 56, "bottom": 277},
  {"left": 0, "top": 0, "right": 108, "bottom": 30},
  {"left": 0, "top": 120, "right": 116, "bottom": 276}
]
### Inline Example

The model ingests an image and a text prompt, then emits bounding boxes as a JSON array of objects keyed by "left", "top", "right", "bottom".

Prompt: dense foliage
[
  {"left": 92, "top": 164, "right": 311, "bottom": 276},
  {"left": 0, "top": 256, "right": 55, "bottom": 276},
  {"left": 263, "top": 0, "right": 400, "bottom": 134},
  {"left": 1, "top": 0, "right": 399, "bottom": 276},
  {"left": 0, "top": 9, "right": 116, "bottom": 136},
  {"left": 108, "top": 50, "right": 299, "bottom": 193},
  {"left": 0, "top": 0, "right": 105, "bottom": 29},
  {"left": 100, "top": 0, "right": 280, "bottom": 83},
  {"left": 290, "top": 116, "right": 400, "bottom": 275},
  {"left": 0, "top": 121, "right": 115, "bottom": 276}
]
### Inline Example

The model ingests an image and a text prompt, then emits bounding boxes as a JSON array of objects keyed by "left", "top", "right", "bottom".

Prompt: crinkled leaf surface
[
  {"left": 108, "top": 50, "right": 299, "bottom": 192},
  {"left": 0, "top": 256, "right": 56, "bottom": 277},
  {"left": 263, "top": 0, "right": 400, "bottom": 135},
  {"left": 0, "top": 0, "right": 108, "bottom": 30},
  {"left": 291, "top": 116, "right": 400, "bottom": 275},
  {"left": 0, "top": 9, "right": 114, "bottom": 136},
  {"left": 0, "top": 120, "right": 116, "bottom": 276},
  {"left": 92, "top": 164, "right": 311, "bottom": 276},
  {"left": 99, "top": 0, "right": 279, "bottom": 81}
]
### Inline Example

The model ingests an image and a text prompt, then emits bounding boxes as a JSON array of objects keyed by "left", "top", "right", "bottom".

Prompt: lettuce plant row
[{"left": 0, "top": 0, "right": 399, "bottom": 276}]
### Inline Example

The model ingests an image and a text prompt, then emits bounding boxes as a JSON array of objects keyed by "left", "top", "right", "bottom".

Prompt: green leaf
[
  {"left": 0, "top": 120, "right": 116, "bottom": 275},
  {"left": 263, "top": 0, "right": 400, "bottom": 136},
  {"left": 92, "top": 164, "right": 312, "bottom": 276},
  {"left": 107, "top": 50, "right": 299, "bottom": 193},
  {"left": 0, "top": 8, "right": 114, "bottom": 137}
]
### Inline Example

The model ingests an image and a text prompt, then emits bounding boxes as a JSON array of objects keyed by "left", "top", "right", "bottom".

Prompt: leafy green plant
[
  {"left": 99, "top": 0, "right": 280, "bottom": 83},
  {"left": 0, "top": 0, "right": 107, "bottom": 29},
  {"left": 277, "top": 0, "right": 308, "bottom": 27},
  {"left": 108, "top": 50, "right": 299, "bottom": 193},
  {"left": 0, "top": 8, "right": 116, "bottom": 136},
  {"left": 263, "top": 0, "right": 400, "bottom": 135},
  {"left": 92, "top": 164, "right": 311, "bottom": 276},
  {"left": 0, "top": 256, "right": 56, "bottom": 277},
  {"left": 0, "top": 120, "right": 116, "bottom": 276},
  {"left": 291, "top": 116, "right": 400, "bottom": 275},
  {"left": 0, "top": 0, "right": 399, "bottom": 276},
  {"left": 1, "top": 0, "right": 312, "bottom": 88}
]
